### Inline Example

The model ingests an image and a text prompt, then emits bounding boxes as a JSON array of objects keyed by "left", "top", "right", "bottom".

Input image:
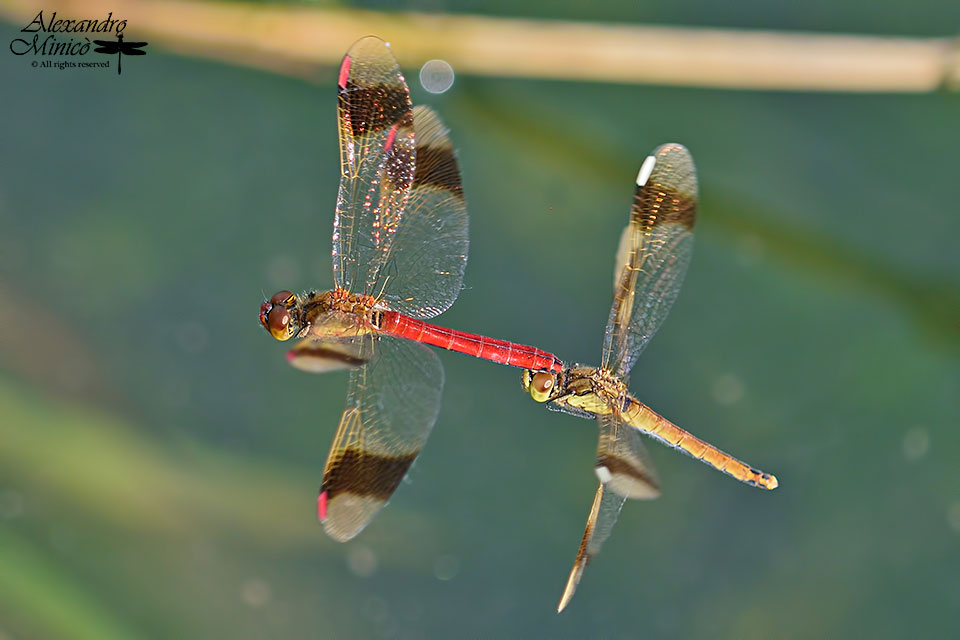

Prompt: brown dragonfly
[
  {"left": 259, "top": 37, "right": 562, "bottom": 542},
  {"left": 521, "top": 143, "right": 778, "bottom": 612}
]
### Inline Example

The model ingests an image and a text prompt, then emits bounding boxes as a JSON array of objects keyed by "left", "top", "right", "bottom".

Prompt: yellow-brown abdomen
[{"left": 622, "top": 398, "right": 778, "bottom": 490}]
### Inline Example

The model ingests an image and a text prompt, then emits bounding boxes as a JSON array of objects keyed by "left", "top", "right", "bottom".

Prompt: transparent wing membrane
[
  {"left": 332, "top": 36, "right": 415, "bottom": 296},
  {"left": 331, "top": 38, "right": 468, "bottom": 319},
  {"left": 377, "top": 106, "right": 469, "bottom": 319},
  {"left": 557, "top": 482, "right": 627, "bottom": 613}
]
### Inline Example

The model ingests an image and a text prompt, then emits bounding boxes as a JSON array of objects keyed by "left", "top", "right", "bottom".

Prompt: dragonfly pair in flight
[{"left": 258, "top": 36, "right": 777, "bottom": 611}]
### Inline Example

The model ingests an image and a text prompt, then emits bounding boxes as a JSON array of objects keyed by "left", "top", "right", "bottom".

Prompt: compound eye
[
  {"left": 266, "top": 305, "right": 294, "bottom": 341},
  {"left": 528, "top": 372, "right": 556, "bottom": 403},
  {"left": 270, "top": 290, "right": 295, "bottom": 305}
]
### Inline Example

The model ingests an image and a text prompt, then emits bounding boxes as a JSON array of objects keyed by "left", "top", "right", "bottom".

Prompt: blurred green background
[{"left": 1, "top": 1, "right": 959, "bottom": 638}]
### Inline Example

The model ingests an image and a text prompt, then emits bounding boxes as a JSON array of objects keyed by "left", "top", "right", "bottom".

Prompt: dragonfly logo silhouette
[{"left": 92, "top": 33, "right": 147, "bottom": 75}]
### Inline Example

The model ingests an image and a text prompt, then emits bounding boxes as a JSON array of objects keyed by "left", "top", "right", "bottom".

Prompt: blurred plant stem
[{"left": 0, "top": 0, "right": 957, "bottom": 92}]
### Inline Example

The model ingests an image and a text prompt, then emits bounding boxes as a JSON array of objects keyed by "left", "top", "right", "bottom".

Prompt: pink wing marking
[
  {"left": 384, "top": 122, "right": 399, "bottom": 152},
  {"left": 318, "top": 490, "right": 329, "bottom": 521},
  {"left": 338, "top": 55, "right": 351, "bottom": 88}
]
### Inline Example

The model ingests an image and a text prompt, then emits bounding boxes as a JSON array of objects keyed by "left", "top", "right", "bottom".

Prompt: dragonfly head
[
  {"left": 259, "top": 290, "right": 302, "bottom": 341},
  {"left": 521, "top": 369, "right": 560, "bottom": 403}
]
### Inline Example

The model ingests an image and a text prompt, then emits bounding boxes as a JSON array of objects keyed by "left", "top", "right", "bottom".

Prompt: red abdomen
[{"left": 380, "top": 311, "right": 563, "bottom": 373}]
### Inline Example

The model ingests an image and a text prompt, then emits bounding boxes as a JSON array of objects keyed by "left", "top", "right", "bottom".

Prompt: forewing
[
  {"left": 557, "top": 482, "right": 626, "bottom": 612},
  {"left": 376, "top": 106, "right": 469, "bottom": 319},
  {"left": 332, "top": 36, "right": 416, "bottom": 297},
  {"left": 594, "top": 412, "right": 660, "bottom": 500},
  {"left": 601, "top": 144, "right": 697, "bottom": 378},
  {"left": 318, "top": 335, "right": 443, "bottom": 542}
]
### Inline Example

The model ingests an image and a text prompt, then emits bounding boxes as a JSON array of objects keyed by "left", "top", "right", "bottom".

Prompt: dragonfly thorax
[
  {"left": 260, "top": 288, "right": 381, "bottom": 342},
  {"left": 297, "top": 288, "right": 382, "bottom": 338},
  {"left": 545, "top": 366, "right": 628, "bottom": 417},
  {"left": 591, "top": 368, "right": 629, "bottom": 402},
  {"left": 310, "top": 288, "right": 378, "bottom": 317}
]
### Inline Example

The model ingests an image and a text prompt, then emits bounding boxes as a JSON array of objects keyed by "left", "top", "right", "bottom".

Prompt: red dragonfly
[
  {"left": 259, "top": 37, "right": 563, "bottom": 542},
  {"left": 522, "top": 144, "right": 778, "bottom": 611}
]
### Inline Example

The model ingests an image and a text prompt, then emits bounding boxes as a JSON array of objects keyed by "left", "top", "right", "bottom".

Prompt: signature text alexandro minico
[{"left": 10, "top": 10, "right": 126, "bottom": 56}]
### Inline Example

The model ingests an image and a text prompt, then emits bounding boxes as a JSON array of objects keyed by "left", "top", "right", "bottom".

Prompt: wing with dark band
[
  {"left": 332, "top": 36, "right": 416, "bottom": 298},
  {"left": 375, "top": 106, "right": 468, "bottom": 319},
  {"left": 317, "top": 335, "right": 443, "bottom": 541},
  {"left": 287, "top": 335, "right": 373, "bottom": 373},
  {"left": 594, "top": 412, "right": 660, "bottom": 500},
  {"left": 601, "top": 143, "right": 697, "bottom": 379},
  {"left": 558, "top": 413, "right": 660, "bottom": 612}
]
